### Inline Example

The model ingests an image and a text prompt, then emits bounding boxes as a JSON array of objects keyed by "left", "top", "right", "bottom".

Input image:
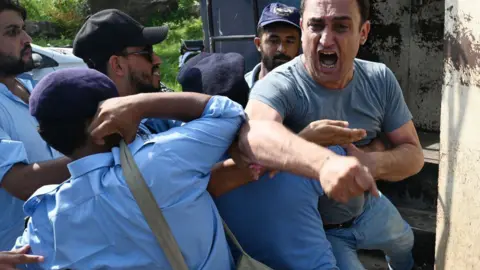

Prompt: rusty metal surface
[{"left": 357, "top": 0, "right": 445, "bottom": 132}]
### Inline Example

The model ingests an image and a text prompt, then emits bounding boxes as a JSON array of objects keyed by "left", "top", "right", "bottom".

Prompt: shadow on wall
[{"left": 436, "top": 2, "right": 480, "bottom": 268}]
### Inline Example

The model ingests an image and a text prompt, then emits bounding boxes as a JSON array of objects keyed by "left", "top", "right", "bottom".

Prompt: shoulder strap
[
  {"left": 119, "top": 140, "right": 189, "bottom": 270},
  {"left": 222, "top": 220, "right": 250, "bottom": 257}
]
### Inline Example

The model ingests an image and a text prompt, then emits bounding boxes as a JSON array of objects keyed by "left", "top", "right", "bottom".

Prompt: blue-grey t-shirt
[
  {"left": 215, "top": 145, "right": 345, "bottom": 270},
  {"left": 249, "top": 55, "right": 412, "bottom": 224}
]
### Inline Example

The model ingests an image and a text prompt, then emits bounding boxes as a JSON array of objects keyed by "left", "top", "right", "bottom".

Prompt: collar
[
  {"left": 68, "top": 136, "right": 148, "bottom": 178},
  {"left": 67, "top": 152, "right": 114, "bottom": 179},
  {"left": 245, "top": 63, "right": 262, "bottom": 88},
  {"left": 0, "top": 77, "right": 33, "bottom": 106}
]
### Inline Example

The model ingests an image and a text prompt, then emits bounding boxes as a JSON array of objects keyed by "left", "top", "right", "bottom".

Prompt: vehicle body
[{"left": 30, "top": 44, "right": 87, "bottom": 82}]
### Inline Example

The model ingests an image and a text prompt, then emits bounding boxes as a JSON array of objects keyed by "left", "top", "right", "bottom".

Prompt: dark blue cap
[
  {"left": 258, "top": 2, "right": 300, "bottom": 29},
  {"left": 177, "top": 52, "right": 249, "bottom": 108},
  {"left": 30, "top": 68, "right": 119, "bottom": 122}
]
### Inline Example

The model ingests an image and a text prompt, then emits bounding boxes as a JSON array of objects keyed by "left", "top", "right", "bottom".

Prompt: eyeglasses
[{"left": 121, "top": 46, "right": 154, "bottom": 62}]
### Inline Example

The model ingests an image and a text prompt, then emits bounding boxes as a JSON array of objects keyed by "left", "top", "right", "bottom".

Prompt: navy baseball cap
[
  {"left": 177, "top": 52, "right": 249, "bottom": 108},
  {"left": 73, "top": 9, "right": 168, "bottom": 67},
  {"left": 30, "top": 68, "right": 119, "bottom": 122},
  {"left": 258, "top": 3, "right": 300, "bottom": 29}
]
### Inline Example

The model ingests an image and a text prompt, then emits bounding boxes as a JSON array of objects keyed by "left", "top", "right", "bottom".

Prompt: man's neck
[
  {"left": 70, "top": 145, "right": 111, "bottom": 161},
  {"left": 0, "top": 75, "right": 17, "bottom": 91},
  {"left": 258, "top": 63, "right": 271, "bottom": 81}
]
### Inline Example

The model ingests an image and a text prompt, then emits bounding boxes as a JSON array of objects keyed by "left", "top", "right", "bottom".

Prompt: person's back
[
  {"left": 15, "top": 69, "right": 245, "bottom": 270},
  {"left": 215, "top": 146, "right": 345, "bottom": 270}
]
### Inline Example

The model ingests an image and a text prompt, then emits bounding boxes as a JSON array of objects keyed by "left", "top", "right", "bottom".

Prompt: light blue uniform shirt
[
  {"left": 142, "top": 117, "right": 182, "bottom": 133},
  {"left": 215, "top": 146, "right": 346, "bottom": 270},
  {"left": 15, "top": 96, "right": 245, "bottom": 270},
  {"left": 244, "top": 63, "right": 261, "bottom": 88},
  {"left": 0, "top": 77, "right": 60, "bottom": 251}
]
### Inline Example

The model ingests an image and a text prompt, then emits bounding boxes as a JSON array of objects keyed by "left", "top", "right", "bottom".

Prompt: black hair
[
  {"left": 86, "top": 47, "right": 132, "bottom": 76},
  {"left": 256, "top": 21, "right": 301, "bottom": 38},
  {"left": 84, "top": 58, "right": 109, "bottom": 75},
  {"left": 38, "top": 120, "right": 89, "bottom": 156},
  {"left": 0, "top": 0, "right": 27, "bottom": 20},
  {"left": 300, "top": 0, "right": 370, "bottom": 25}
]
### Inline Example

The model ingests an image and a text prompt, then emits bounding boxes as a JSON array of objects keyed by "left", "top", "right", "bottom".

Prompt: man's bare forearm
[
  {"left": 370, "top": 143, "right": 424, "bottom": 181},
  {"left": 135, "top": 92, "right": 211, "bottom": 122},
  {"left": 1, "top": 157, "right": 71, "bottom": 200},
  {"left": 237, "top": 120, "right": 337, "bottom": 180},
  {"left": 208, "top": 159, "right": 254, "bottom": 197}
]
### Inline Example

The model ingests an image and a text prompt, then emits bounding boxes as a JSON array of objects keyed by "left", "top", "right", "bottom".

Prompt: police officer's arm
[
  {"left": 2, "top": 158, "right": 71, "bottom": 201},
  {"left": 88, "top": 92, "right": 212, "bottom": 144},
  {"left": 0, "top": 126, "right": 70, "bottom": 201},
  {"left": 0, "top": 245, "right": 44, "bottom": 269},
  {"left": 208, "top": 158, "right": 254, "bottom": 197}
]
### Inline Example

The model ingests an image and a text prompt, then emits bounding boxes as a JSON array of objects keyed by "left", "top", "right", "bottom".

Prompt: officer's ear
[
  {"left": 108, "top": 55, "right": 127, "bottom": 77},
  {"left": 254, "top": 37, "right": 261, "bottom": 52}
]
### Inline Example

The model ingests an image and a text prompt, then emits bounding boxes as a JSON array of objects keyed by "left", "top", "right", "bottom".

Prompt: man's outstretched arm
[
  {"left": 2, "top": 157, "right": 71, "bottom": 201},
  {"left": 0, "top": 127, "right": 71, "bottom": 200},
  {"left": 88, "top": 92, "right": 212, "bottom": 144}
]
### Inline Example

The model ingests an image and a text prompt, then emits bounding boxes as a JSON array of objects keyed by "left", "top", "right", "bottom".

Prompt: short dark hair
[
  {"left": 85, "top": 48, "right": 129, "bottom": 76},
  {"left": 256, "top": 22, "right": 301, "bottom": 38},
  {"left": 38, "top": 120, "right": 89, "bottom": 156},
  {"left": 0, "top": 0, "right": 27, "bottom": 20},
  {"left": 300, "top": 0, "right": 370, "bottom": 24},
  {"left": 86, "top": 59, "right": 109, "bottom": 75}
]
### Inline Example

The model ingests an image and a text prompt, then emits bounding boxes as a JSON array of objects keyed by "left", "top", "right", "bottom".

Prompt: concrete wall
[
  {"left": 435, "top": 0, "right": 480, "bottom": 268},
  {"left": 358, "top": 0, "right": 444, "bottom": 132}
]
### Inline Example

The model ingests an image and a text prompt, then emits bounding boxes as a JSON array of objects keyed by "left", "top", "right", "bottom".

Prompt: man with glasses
[{"left": 73, "top": 9, "right": 178, "bottom": 133}]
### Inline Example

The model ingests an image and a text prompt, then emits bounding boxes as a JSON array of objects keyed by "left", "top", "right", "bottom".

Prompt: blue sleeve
[
  {"left": 13, "top": 204, "right": 53, "bottom": 269},
  {"left": 143, "top": 118, "right": 175, "bottom": 133},
  {"left": 248, "top": 71, "right": 299, "bottom": 120},
  {"left": 151, "top": 96, "right": 245, "bottom": 176},
  {"left": 0, "top": 127, "right": 29, "bottom": 184},
  {"left": 382, "top": 67, "right": 413, "bottom": 132}
]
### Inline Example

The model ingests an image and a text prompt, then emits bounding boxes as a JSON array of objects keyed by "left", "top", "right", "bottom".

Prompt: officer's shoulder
[{"left": 24, "top": 184, "right": 62, "bottom": 216}]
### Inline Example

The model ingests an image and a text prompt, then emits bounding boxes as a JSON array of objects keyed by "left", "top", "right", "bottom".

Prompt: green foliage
[
  {"left": 148, "top": 0, "right": 200, "bottom": 25},
  {"left": 20, "top": 0, "right": 88, "bottom": 37},
  {"left": 154, "top": 18, "right": 204, "bottom": 91}
]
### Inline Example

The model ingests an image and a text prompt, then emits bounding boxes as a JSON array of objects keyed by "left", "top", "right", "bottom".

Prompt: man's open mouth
[
  {"left": 152, "top": 65, "right": 160, "bottom": 76},
  {"left": 318, "top": 51, "right": 338, "bottom": 68}
]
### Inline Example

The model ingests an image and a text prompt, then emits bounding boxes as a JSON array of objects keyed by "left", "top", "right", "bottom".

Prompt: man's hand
[
  {"left": 299, "top": 120, "right": 367, "bottom": 146},
  {"left": 228, "top": 142, "right": 265, "bottom": 180},
  {"left": 345, "top": 143, "right": 378, "bottom": 179},
  {"left": 319, "top": 155, "right": 379, "bottom": 203},
  {"left": 0, "top": 245, "right": 44, "bottom": 269},
  {"left": 88, "top": 95, "right": 143, "bottom": 145}
]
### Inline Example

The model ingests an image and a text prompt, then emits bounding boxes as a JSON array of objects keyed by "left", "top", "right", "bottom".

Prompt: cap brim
[
  {"left": 259, "top": 19, "right": 300, "bottom": 29},
  {"left": 142, "top": 25, "right": 169, "bottom": 45}
]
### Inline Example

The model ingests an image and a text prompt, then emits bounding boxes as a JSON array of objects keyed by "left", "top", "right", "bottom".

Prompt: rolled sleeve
[
  {"left": 150, "top": 96, "right": 245, "bottom": 176},
  {"left": 14, "top": 204, "right": 53, "bottom": 269},
  {"left": 0, "top": 128, "right": 29, "bottom": 184}
]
